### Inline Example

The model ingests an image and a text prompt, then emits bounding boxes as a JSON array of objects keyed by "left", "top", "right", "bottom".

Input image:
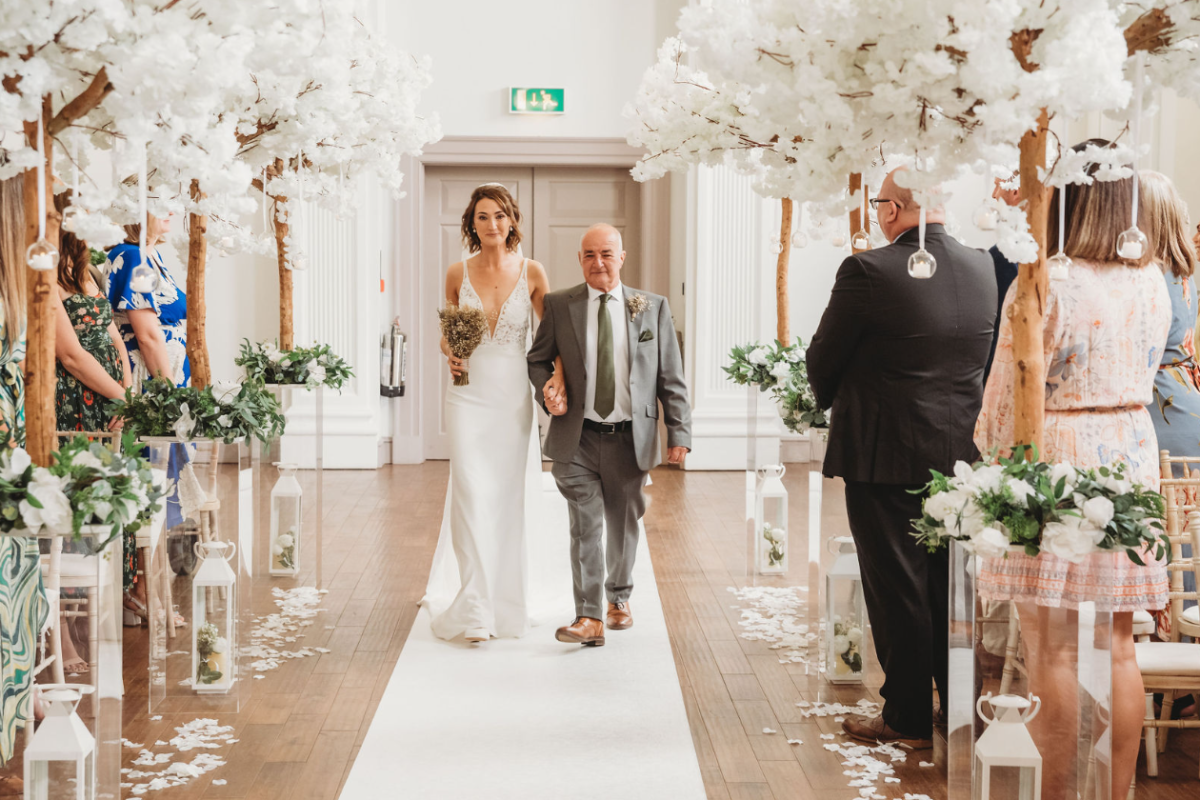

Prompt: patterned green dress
[
  {"left": 0, "top": 313, "right": 49, "bottom": 765},
  {"left": 55, "top": 293, "right": 136, "bottom": 591}
]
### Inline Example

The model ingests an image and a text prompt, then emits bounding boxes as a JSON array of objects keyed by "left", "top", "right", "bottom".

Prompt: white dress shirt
[{"left": 584, "top": 282, "right": 632, "bottom": 422}]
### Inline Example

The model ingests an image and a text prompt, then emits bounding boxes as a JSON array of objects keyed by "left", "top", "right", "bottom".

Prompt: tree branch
[
  {"left": 1125, "top": 7, "right": 1173, "bottom": 56},
  {"left": 48, "top": 67, "right": 112, "bottom": 135}
]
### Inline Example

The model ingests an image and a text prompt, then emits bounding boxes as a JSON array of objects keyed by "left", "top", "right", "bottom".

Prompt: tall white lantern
[
  {"left": 754, "top": 464, "right": 788, "bottom": 574},
  {"left": 826, "top": 536, "right": 866, "bottom": 683},
  {"left": 192, "top": 541, "right": 237, "bottom": 694},
  {"left": 975, "top": 693, "right": 1042, "bottom": 800},
  {"left": 24, "top": 684, "right": 95, "bottom": 800},
  {"left": 270, "top": 463, "right": 302, "bottom": 575}
]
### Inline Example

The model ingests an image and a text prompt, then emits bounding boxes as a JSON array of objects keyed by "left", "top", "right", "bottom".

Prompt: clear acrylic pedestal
[
  {"left": 255, "top": 385, "right": 324, "bottom": 586},
  {"left": 947, "top": 542, "right": 1114, "bottom": 800},
  {"left": 140, "top": 438, "right": 253, "bottom": 715}
]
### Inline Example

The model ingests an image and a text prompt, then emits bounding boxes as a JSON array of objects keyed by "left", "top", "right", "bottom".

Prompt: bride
[{"left": 422, "top": 183, "right": 568, "bottom": 643}]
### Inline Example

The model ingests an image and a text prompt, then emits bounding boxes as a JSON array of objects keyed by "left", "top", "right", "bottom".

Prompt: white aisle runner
[{"left": 341, "top": 480, "right": 706, "bottom": 800}]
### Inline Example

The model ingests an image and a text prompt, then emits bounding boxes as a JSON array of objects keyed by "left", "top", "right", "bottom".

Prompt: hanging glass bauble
[
  {"left": 219, "top": 236, "right": 234, "bottom": 249},
  {"left": 791, "top": 231, "right": 809, "bottom": 249},
  {"left": 1047, "top": 253, "right": 1072, "bottom": 281},
  {"left": 972, "top": 203, "right": 999, "bottom": 231},
  {"left": 850, "top": 231, "right": 870, "bottom": 251},
  {"left": 770, "top": 238, "right": 785, "bottom": 256},
  {"left": 831, "top": 234, "right": 847, "bottom": 248},
  {"left": 25, "top": 239, "right": 58, "bottom": 272},
  {"left": 292, "top": 255, "right": 309, "bottom": 271},
  {"left": 1117, "top": 227, "right": 1147, "bottom": 260},
  {"left": 907, "top": 248, "right": 937, "bottom": 279},
  {"left": 130, "top": 264, "right": 159, "bottom": 293},
  {"left": 60, "top": 205, "right": 80, "bottom": 233}
]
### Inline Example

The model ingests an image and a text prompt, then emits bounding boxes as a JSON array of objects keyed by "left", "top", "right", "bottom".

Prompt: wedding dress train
[{"left": 422, "top": 259, "right": 570, "bottom": 640}]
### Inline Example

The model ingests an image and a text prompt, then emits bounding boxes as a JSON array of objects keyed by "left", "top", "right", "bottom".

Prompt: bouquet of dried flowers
[{"left": 438, "top": 305, "right": 487, "bottom": 387}]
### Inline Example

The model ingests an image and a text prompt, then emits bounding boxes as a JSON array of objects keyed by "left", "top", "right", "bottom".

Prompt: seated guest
[
  {"left": 808, "top": 168, "right": 996, "bottom": 748},
  {"left": 985, "top": 177, "right": 1021, "bottom": 382}
]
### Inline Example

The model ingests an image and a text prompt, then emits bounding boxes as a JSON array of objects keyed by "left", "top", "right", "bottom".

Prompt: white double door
[{"left": 421, "top": 166, "right": 642, "bottom": 460}]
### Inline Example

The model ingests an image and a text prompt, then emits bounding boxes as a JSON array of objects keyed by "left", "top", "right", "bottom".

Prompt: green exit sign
[{"left": 510, "top": 87, "right": 565, "bottom": 115}]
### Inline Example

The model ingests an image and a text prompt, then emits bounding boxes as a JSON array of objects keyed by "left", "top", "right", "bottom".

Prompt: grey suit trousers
[{"left": 551, "top": 427, "right": 648, "bottom": 621}]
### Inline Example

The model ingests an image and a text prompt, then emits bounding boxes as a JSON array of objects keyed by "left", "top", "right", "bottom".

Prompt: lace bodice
[{"left": 459, "top": 259, "right": 531, "bottom": 351}]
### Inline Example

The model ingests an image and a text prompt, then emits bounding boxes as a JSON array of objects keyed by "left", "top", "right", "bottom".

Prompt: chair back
[
  {"left": 1158, "top": 450, "right": 1200, "bottom": 640},
  {"left": 56, "top": 430, "right": 121, "bottom": 454}
]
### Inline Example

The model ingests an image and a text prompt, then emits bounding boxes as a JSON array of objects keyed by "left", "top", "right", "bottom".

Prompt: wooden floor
[{"left": 3, "top": 462, "right": 1198, "bottom": 799}]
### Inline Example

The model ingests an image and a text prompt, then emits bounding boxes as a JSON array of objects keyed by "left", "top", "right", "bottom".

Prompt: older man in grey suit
[{"left": 529, "top": 223, "right": 691, "bottom": 647}]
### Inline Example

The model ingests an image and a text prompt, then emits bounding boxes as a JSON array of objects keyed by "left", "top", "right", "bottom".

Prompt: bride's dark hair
[{"left": 461, "top": 184, "right": 522, "bottom": 253}]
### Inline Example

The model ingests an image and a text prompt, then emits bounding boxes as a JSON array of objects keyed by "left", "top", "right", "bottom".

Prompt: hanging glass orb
[
  {"left": 972, "top": 203, "right": 999, "bottom": 231},
  {"left": 60, "top": 205, "right": 80, "bottom": 234},
  {"left": 130, "top": 264, "right": 159, "bottom": 293},
  {"left": 292, "top": 255, "right": 309, "bottom": 271},
  {"left": 791, "top": 231, "right": 809, "bottom": 249},
  {"left": 907, "top": 248, "right": 937, "bottom": 279},
  {"left": 830, "top": 234, "right": 847, "bottom": 248},
  {"left": 1117, "top": 226, "right": 1148, "bottom": 260},
  {"left": 850, "top": 231, "right": 871, "bottom": 251},
  {"left": 219, "top": 236, "right": 234, "bottom": 249},
  {"left": 1048, "top": 253, "right": 1072, "bottom": 281},
  {"left": 770, "top": 238, "right": 785, "bottom": 256},
  {"left": 25, "top": 239, "right": 58, "bottom": 272}
]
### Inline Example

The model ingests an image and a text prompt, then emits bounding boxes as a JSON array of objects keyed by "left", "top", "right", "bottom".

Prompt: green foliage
[
  {"left": 235, "top": 339, "right": 354, "bottom": 390},
  {"left": 111, "top": 377, "right": 287, "bottom": 448},
  {"left": 725, "top": 339, "right": 828, "bottom": 433}
]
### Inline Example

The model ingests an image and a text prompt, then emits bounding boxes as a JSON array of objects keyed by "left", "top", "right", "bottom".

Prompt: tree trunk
[
  {"left": 1011, "top": 108, "right": 1051, "bottom": 455},
  {"left": 776, "top": 198, "right": 792, "bottom": 346},
  {"left": 21, "top": 99, "right": 57, "bottom": 466},
  {"left": 274, "top": 195, "right": 294, "bottom": 351},
  {"left": 186, "top": 180, "right": 211, "bottom": 389}
]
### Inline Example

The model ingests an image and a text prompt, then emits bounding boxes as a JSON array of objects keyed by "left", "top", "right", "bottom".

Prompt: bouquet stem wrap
[{"left": 438, "top": 305, "right": 487, "bottom": 387}]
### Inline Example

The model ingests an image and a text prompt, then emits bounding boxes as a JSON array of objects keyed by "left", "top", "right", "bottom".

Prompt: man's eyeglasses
[{"left": 868, "top": 198, "right": 898, "bottom": 211}]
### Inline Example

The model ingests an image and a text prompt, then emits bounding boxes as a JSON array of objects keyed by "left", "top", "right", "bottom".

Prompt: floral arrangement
[
  {"left": 762, "top": 523, "right": 786, "bottom": 568},
  {"left": 626, "top": 293, "right": 650, "bottom": 319},
  {"left": 912, "top": 446, "right": 1168, "bottom": 565},
  {"left": 235, "top": 339, "right": 353, "bottom": 391},
  {"left": 112, "top": 378, "right": 287, "bottom": 448},
  {"left": 829, "top": 617, "right": 864, "bottom": 677},
  {"left": 273, "top": 529, "right": 296, "bottom": 571},
  {"left": 0, "top": 434, "right": 167, "bottom": 548},
  {"left": 438, "top": 305, "right": 487, "bottom": 387},
  {"left": 196, "top": 622, "right": 228, "bottom": 686},
  {"left": 725, "top": 340, "right": 828, "bottom": 433}
]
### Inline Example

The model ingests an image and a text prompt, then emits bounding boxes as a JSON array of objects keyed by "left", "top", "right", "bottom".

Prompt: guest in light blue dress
[{"left": 105, "top": 218, "right": 191, "bottom": 532}]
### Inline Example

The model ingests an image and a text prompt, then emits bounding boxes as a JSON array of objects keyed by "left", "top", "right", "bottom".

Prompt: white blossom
[{"left": 20, "top": 469, "right": 73, "bottom": 536}]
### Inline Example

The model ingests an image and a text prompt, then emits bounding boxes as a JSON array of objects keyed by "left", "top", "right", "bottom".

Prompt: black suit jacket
[
  {"left": 984, "top": 244, "right": 1019, "bottom": 383},
  {"left": 807, "top": 224, "right": 996, "bottom": 485}
]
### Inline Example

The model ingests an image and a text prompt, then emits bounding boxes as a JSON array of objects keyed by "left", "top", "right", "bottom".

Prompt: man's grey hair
[{"left": 579, "top": 223, "right": 623, "bottom": 252}]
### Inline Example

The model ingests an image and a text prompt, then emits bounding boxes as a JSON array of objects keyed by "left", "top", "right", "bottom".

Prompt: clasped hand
[{"left": 543, "top": 374, "right": 568, "bottom": 416}]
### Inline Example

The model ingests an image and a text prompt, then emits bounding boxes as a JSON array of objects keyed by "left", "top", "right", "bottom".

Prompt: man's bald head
[
  {"left": 875, "top": 167, "right": 945, "bottom": 242},
  {"left": 578, "top": 223, "right": 626, "bottom": 292}
]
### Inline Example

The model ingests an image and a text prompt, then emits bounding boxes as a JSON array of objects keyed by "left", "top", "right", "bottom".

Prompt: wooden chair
[{"left": 1138, "top": 451, "right": 1200, "bottom": 777}]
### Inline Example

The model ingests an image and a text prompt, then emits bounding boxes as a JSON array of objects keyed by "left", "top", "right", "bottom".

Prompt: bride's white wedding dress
[{"left": 422, "top": 259, "right": 570, "bottom": 640}]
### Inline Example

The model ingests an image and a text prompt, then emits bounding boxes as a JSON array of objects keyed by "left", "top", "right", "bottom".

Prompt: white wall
[{"left": 385, "top": 0, "right": 663, "bottom": 139}]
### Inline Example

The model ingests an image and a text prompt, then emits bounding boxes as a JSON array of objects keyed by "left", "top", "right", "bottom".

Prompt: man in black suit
[{"left": 807, "top": 168, "right": 996, "bottom": 748}]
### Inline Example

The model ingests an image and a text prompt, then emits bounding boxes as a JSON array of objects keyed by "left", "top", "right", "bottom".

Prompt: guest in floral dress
[
  {"left": 54, "top": 231, "right": 140, "bottom": 656},
  {"left": 976, "top": 143, "right": 1170, "bottom": 799},
  {"left": 0, "top": 175, "right": 48, "bottom": 780}
]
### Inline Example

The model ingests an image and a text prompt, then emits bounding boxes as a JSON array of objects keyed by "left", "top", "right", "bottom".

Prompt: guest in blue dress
[{"left": 104, "top": 216, "right": 191, "bottom": 538}]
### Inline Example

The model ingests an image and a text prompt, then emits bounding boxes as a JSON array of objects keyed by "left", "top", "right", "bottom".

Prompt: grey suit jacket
[{"left": 528, "top": 283, "right": 691, "bottom": 472}]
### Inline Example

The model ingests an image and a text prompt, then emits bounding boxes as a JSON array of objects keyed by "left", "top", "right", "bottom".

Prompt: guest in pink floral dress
[{"left": 974, "top": 141, "right": 1170, "bottom": 800}]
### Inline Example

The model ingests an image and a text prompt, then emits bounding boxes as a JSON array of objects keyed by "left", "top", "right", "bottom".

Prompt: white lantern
[
  {"left": 975, "top": 693, "right": 1042, "bottom": 800},
  {"left": 192, "top": 541, "right": 237, "bottom": 694},
  {"left": 270, "top": 463, "right": 302, "bottom": 575},
  {"left": 754, "top": 464, "right": 788, "bottom": 574},
  {"left": 24, "top": 684, "right": 95, "bottom": 800},
  {"left": 826, "top": 536, "right": 866, "bottom": 684}
]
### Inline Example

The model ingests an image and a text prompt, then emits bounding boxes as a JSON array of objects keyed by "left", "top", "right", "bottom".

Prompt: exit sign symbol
[{"left": 510, "top": 87, "right": 565, "bottom": 115}]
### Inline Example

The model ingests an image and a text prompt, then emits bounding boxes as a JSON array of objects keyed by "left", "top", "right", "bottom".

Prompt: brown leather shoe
[
  {"left": 842, "top": 715, "right": 933, "bottom": 750},
  {"left": 555, "top": 617, "right": 605, "bottom": 646},
  {"left": 607, "top": 601, "right": 633, "bottom": 630}
]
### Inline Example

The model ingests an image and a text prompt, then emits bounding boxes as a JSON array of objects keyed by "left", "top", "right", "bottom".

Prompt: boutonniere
[{"left": 626, "top": 293, "right": 649, "bottom": 320}]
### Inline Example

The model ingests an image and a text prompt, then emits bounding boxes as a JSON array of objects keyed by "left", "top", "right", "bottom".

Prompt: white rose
[
  {"left": 747, "top": 347, "right": 769, "bottom": 366},
  {"left": 952, "top": 461, "right": 976, "bottom": 485},
  {"left": 971, "top": 525, "right": 1012, "bottom": 560},
  {"left": 923, "top": 491, "right": 960, "bottom": 526},
  {"left": 0, "top": 447, "right": 31, "bottom": 481},
  {"left": 1081, "top": 496, "right": 1115, "bottom": 530},
  {"left": 217, "top": 415, "right": 232, "bottom": 428},
  {"left": 212, "top": 637, "right": 228, "bottom": 655},
  {"left": 971, "top": 465, "right": 1005, "bottom": 495},
  {"left": 768, "top": 361, "right": 791, "bottom": 381},
  {"left": 211, "top": 381, "right": 242, "bottom": 406},
  {"left": 1049, "top": 461, "right": 1077, "bottom": 494},
  {"left": 1042, "top": 516, "right": 1101, "bottom": 563},
  {"left": 20, "top": 469, "right": 73, "bottom": 535},
  {"left": 1098, "top": 473, "right": 1132, "bottom": 496},
  {"left": 1006, "top": 477, "right": 1035, "bottom": 508},
  {"left": 847, "top": 627, "right": 863, "bottom": 645},
  {"left": 173, "top": 403, "right": 197, "bottom": 441},
  {"left": 833, "top": 635, "right": 850, "bottom": 655},
  {"left": 271, "top": 544, "right": 284, "bottom": 556},
  {"left": 263, "top": 344, "right": 283, "bottom": 364},
  {"left": 276, "top": 533, "right": 294, "bottom": 548},
  {"left": 72, "top": 450, "right": 104, "bottom": 471},
  {"left": 90, "top": 500, "right": 113, "bottom": 522},
  {"left": 307, "top": 363, "right": 327, "bottom": 385}
]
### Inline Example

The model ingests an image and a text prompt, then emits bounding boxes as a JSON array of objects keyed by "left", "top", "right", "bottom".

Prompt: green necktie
[{"left": 595, "top": 293, "right": 615, "bottom": 419}]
